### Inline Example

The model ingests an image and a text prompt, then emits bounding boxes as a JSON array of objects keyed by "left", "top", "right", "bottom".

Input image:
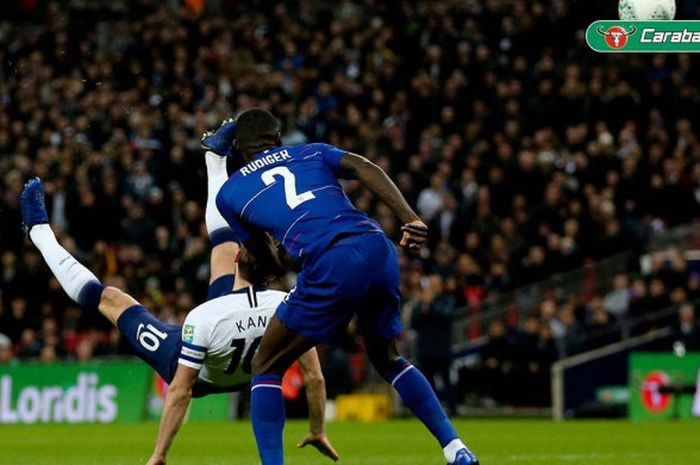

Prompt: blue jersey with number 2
[{"left": 216, "top": 143, "right": 382, "bottom": 261}]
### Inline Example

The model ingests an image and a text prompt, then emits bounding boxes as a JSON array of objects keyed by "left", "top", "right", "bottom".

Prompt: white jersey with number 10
[{"left": 177, "top": 287, "right": 284, "bottom": 388}]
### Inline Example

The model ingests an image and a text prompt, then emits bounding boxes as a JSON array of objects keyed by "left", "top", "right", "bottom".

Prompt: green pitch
[{"left": 1, "top": 419, "right": 698, "bottom": 465}]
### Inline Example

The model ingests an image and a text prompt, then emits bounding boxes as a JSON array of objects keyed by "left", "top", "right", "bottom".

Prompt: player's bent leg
[
  {"left": 252, "top": 315, "right": 316, "bottom": 376},
  {"left": 209, "top": 242, "right": 239, "bottom": 282},
  {"left": 250, "top": 315, "right": 316, "bottom": 465},
  {"left": 206, "top": 241, "right": 238, "bottom": 300},
  {"left": 21, "top": 178, "right": 109, "bottom": 314},
  {"left": 365, "top": 336, "right": 479, "bottom": 465},
  {"left": 207, "top": 273, "right": 235, "bottom": 300},
  {"left": 202, "top": 140, "right": 240, "bottom": 299}
]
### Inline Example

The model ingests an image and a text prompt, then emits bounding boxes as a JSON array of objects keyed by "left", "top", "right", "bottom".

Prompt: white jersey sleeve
[{"left": 178, "top": 310, "right": 213, "bottom": 370}]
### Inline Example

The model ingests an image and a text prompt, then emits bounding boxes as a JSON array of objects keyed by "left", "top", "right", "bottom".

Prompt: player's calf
[
  {"left": 249, "top": 317, "right": 316, "bottom": 465},
  {"left": 366, "top": 336, "right": 479, "bottom": 465}
]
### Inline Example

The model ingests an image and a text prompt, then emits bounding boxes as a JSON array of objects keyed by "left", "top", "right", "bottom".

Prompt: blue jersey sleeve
[{"left": 315, "top": 143, "right": 348, "bottom": 175}]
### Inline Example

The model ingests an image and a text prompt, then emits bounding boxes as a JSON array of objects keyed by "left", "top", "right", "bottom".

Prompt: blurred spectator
[
  {"left": 412, "top": 275, "right": 458, "bottom": 415},
  {"left": 417, "top": 174, "right": 447, "bottom": 222},
  {"left": 0, "top": 333, "right": 14, "bottom": 364},
  {"left": 557, "top": 306, "right": 583, "bottom": 357},
  {"left": 674, "top": 304, "right": 700, "bottom": 352},
  {"left": 481, "top": 320, "right": 513, "bottom": 404},
  {"left": 603, "top": 274, "right": 630, "bottom": 318},
  {"left": 39, "top": 345, "right": 58, "bottom": 364},
  {"left": 17, "top": 328, "right": 41, "bottom": 359},
  {"left": 75, "top": 339, "right": 95, "bottom": 364}
]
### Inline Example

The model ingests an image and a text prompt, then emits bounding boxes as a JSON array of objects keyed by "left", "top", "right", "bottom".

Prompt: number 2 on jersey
[
  {"left": 261, "top": 166, "right": 315, "bottom": 209},
  {"left": 224, "top": 336, "right": 262, "bottom": 375}
]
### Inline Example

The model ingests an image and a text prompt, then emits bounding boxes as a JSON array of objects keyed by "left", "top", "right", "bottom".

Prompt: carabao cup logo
[{"left": 596, "top": 25, "right": 637, "bottom": 49}]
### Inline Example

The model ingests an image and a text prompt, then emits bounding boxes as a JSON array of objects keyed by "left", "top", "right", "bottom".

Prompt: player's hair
[
  {"left": 235, "top": 108, "right": 280, "bottom": 157},
  {"left": 237, "top": 232, "right": 288, "bottom": 285}
]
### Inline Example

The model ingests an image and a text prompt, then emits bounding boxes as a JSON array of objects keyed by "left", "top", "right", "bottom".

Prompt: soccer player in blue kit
[
  {"left": 19, "top": 144, "right": 339, "bottom": 465},
  {"left": 210, "top": 109, "right": 479, "bottom": 465}
]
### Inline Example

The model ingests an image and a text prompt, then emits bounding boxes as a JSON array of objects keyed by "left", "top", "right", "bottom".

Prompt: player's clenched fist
[{"left": 400, "top": 220, "right": 428, "bottom": 250}]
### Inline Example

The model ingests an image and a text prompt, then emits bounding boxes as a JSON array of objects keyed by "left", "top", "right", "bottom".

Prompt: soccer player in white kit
[{"left": 19, "top": 149, "right": 339, "bottom": 465}]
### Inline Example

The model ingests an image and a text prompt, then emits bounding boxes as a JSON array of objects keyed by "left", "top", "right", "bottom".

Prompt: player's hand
[
  {"left": 145, "top": 453, "right": 166, "bottom": 465},
  {"left": 298, "top": 432, "right": 340, "bottom": 462},
  {"left": 400, "top": 220, "right": 428, "bottom": 250}
]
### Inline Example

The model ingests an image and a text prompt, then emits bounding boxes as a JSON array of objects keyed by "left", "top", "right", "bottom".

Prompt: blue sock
[
  {"left": 382, "top": 358, "right": 458, "bottom": 447},
  {"left": 251, "top": 374, "right": 285, "bottom": 465},
  {"left": 77, "top": 280, "right": 105, "bottom": 311}
]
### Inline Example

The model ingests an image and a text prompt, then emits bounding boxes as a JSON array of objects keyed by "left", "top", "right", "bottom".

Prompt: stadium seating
[{"left": 1, "top": 0, "right": 699, "bottom": 409}]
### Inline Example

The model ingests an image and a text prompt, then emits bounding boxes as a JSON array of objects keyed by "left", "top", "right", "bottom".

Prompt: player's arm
[
  {"left": 339, "top": 153, "right": 428, "bottom": 250},
  {"left": 296, "top": 348, "right": 340, "bottom": 462},
  {"left": 146, "top": 364, "right": 198, "bottom": 465}
]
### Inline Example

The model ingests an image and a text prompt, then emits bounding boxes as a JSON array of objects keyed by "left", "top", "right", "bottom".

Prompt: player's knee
[
  {"left": 369, "top": 354, "right": 400, "bottom": 374},
  {"left": 366, "top": 345, "right": 401, "bottom": 374},
  {"left": 100, "top": 286, "right": 123, "bottom": 306},
  {"left": 99, "top": 287, "right": 138, "bottom": 324},
  {"left": 251, "top": 349, "right": 285, "bottom": 376},
  {"left": 250, "top": 352, "right": 268, "bottom": 375}
]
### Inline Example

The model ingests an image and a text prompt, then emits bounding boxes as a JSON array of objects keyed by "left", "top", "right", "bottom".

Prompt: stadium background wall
[{"left": 0, "top": 360, "right": 229, "bottom": 424}]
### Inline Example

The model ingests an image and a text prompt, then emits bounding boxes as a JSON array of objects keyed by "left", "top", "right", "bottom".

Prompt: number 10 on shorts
[{"left": 137, "top": 323, "right": 168, "bottom": 351}]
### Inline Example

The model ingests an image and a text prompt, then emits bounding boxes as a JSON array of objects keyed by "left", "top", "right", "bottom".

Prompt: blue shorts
[
  {"left": 117, "top": 305, "right": 182, "bottom": 383},
  {"left": 276, "top": 232, "right": 403, "bottom": 345}
]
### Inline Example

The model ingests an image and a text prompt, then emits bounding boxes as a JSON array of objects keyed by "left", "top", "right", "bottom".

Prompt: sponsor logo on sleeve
[{"left": 183, "top": 324, "right": 195, "bottom": 344}]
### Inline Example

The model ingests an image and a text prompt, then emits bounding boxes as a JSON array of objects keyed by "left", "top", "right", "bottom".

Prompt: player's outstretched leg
[
  {"left": 250, "top": 316, "right": 317, "bottom": 465},
  {"left": 366, "top": 337, "right": 479, "bottom": 465},
  {"left": 21, "top": 178, "right": 142, "bottom": 325},
  {"left": 21, "top": 178, "right": 106, "bottom": 312},
  {"left": 202, "top": 147, "right": 239, "bottom": 299}
]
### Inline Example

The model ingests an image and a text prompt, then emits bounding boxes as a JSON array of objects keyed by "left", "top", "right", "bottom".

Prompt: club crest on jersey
[
  {"left": 183, "top": 324, "right": 195, "bottom": 343},
  {"left": 596, "top": 25, "right": 637, "bottom": 49}
]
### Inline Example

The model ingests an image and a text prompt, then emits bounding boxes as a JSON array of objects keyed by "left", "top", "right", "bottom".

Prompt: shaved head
[{"left": 235, "top": 108, "right": 281, "bottom": 159}]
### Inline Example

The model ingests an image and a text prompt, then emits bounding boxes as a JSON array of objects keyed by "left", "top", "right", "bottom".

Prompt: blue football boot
[
  {"left": 201, "top": 117, "right": 237, "bottom": 157},
  {"left": 449, "top": 448, "right": 480, "bottom": 465},
  {"left": 20, "top": 177, "right": 49, "bottom": 236}
]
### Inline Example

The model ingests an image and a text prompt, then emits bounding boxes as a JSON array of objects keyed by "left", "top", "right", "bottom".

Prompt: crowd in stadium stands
[{"left": 2, "top": 0, "right": 700, "bottom": 407}]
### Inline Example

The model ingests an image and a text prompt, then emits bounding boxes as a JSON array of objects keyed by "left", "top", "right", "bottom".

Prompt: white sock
[
  {"left": 29, "top": 224, "right": 100, "bottom": 303},
  {"left": 205, "top": 150, "right": 230, "bottom": 236},
  {"left": 443, "top": 439, "right": 467, "bottom": 463}
]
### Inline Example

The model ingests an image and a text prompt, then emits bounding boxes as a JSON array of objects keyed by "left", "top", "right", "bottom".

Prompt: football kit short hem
[{"left": 276, "top": 232, "right": 403, "bottom": 344}]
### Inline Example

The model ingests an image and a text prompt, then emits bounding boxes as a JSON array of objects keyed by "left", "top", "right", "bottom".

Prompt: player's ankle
[
  {"left": 205, "top": 150, "right": 228, "bottom": 164},
  {"left": 28, "top": 223, "right": 55, "bottom": 246},
  {"left": 443, "top": 439, "right": 467, "bottom": 463}
]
